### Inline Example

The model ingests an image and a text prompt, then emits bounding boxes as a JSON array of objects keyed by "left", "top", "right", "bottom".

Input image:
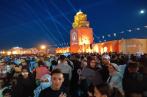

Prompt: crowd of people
[{"left": 0, "top": 52, "right": 147, "bottom": 97}]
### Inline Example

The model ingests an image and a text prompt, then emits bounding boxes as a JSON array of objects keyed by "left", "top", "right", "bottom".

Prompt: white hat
[
  {"left": 102, "top": 55, "right": 110, "bottom": 60},
  {"left": 111, "top": 63, "right": 119, "bottom": 71}
]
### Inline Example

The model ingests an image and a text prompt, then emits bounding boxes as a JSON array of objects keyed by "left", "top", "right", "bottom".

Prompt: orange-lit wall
[
  {"left": 77, "top": 27, "right": 93, "bottom": 45},
  {"left": 56, "top": 39, "right": 147, "bottom": 54},
  {"left": 70, "top": 27, "right": 93, "bottom": 53},
  {"left": 56, "top": 47, "right": 70, "bottom": 54},
  {"left": 92, "top": 40, "right": 120, "bottom": 54}
]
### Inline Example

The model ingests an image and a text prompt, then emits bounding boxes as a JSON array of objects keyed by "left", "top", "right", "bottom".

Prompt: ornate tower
[{"left": 70, "top": 10, "right": 94, "bottom": 53}]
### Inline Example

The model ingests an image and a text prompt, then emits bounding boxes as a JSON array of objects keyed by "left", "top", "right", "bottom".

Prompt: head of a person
[
  {"left": 59, "top": 55, "right": 66, "bottom": 63},
  {"left": 21, "top": 68, "right": 29, "bottom": 79},
  {"left": 108, "top": 63, "right": 119, "bottom": 75},
  {"left": 94, "top": 83, "right": 111, "bottom": 97},
  {"left": 0, "top": 78, "right": 5, "bottom": 89},
  {"left": 2, "top": 89, "right": 12, "bottom": 97},
  {"left": 38, "top": 60, "right": 45, "bottom": 67},
  {"left": 21, "top": 61, "right": 27, "bottom": 66},
  {"left": 81, "top": 59, "right": 87, "bottom": 68},
  {"left": 127, "top": 62, "right": 139, "bottom": 73},
  {"left": 40, "top": 74, "right": 51, "bottom": 89},
  {"left": 88, "top": 58, "right": 97, "bottom": 69},
  {"left": 102, "top": 55, "right": 110, "bottom": 66},
  {"left": 51, "top": 69, "right": 64, "bottom": 90}
]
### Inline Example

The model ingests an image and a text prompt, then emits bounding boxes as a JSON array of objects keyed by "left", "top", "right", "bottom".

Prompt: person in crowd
[
  {"left": 0, "top": 61, "right": 7, "bottom": 79},
  {"left": 94, "top": 83, "right": 123, "bottom": 97},
  {"left": 107, "top": 63, "right": 124, "bottom": 95},
  {"left": 69, "top": 55, "right": 81, "bottom": 97},
  {"left": 39, "top": 69, "right": 70, "bottom": 97},
  {"left": 82, "top": 58, "right": 103, "bottom": 85},
  {"left": 2, "top": 88, "right": 12, "bottom": 97},
  {"left": 141, "top": 57, "right": 147, "bottom": 97},
  {"left": 94, "top": 83, "right": 110, "bottom": 97},
  {"left": 33, "top": 60, "right": 50, "bottom": 85},
  {"left": 0, "top": 78, "right": 7, "bottom": 97},
  {"left": 80, "top": 58, "right": 103, "bottom": 97},
  {"left": 12, "top": 63, "right": 22, "bottom": 78},
  {"left": 11, "top": 67, "right": 36, "bottom": 97},
  {"left": 110, "top": 54, "right": 119, "bottom": 65},
  {"left": 34, "top": 74, "right": 51, "bottom": 97},
  {"left": 44, "top": 57, "right": 51, "bottom": 69},
  {"left": 123, "top": 62, "right": 143, "bottom": 97},
  {"left": 50, "top": 60, "right": 58, "bottom": 71},
  {"left": 100, "top": 54, "right": 111, "bottom": 82},
  {"left": 56, "top": 55, "right": 72, "bottom": 90}
]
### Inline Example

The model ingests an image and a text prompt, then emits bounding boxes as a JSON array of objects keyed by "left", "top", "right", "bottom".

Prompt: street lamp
[
  {"left": 40, "top": 45, "right": 49, "bottom": 54},
  {"left": 40, "top": 45, "right": 46, "bottom": 50}
]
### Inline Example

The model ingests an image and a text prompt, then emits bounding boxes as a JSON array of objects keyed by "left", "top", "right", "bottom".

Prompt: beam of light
[
  {"left": 66, "top": 0, "right": 77, "bottom": 12},
  {"left": 37, "top": 18, "right": 61, "bottom": 44},
  {"left": 25, "top": 1, "right": 61, "bottom": 45},
  {"left": 41, "top": 1, "right": 67, "bottom": 43},
  {"left": 28, "top": 2, "right": 63, "bottom": 46},
  {"left": 25, "top": 2, "right": 56, "bottom": 43},
  {"left": 52, "top": 18, "right": 70, "bottom": 36},
  {"left": 42, "top": 2, "right": 70, "bottom": 43},
  {"left": 45, "top": 10, "right": 66, "bottom": 43},
  {"left": 50, "top": 0, "right": 72, "bottom": 24}
]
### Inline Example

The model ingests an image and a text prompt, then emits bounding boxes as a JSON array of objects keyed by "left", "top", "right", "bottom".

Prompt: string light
[
  {"left": 102, "top": 36, "right": 105, "bottom": 39},
  {"left": 136, "top": 28, "right": 140, "bottom": 31},
  {"left": 127, "top": 29, "right": 132, "bottom": 32},
  {"left": 114, "top": 33, "right": 116, "bottom": 37},
  {"left": 107, "top": 34, "right": 111, "bottom": 37}
]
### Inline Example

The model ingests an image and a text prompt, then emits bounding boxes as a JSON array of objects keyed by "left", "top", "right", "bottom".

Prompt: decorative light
[
  {"left": 136, "top": 28, "right": 140, "bottom": 30},
  {"left": 114, "top": 33, "right": 116, "bottom": 36},
  {"left": 120, "top": 31, "right": 124, "bottom": 33},
  {"left": 107, "top": 34, "right": 111, "bottom": 37},
  {"left": 128, "top": 29, "right": 132, "bottom": 32},
  {"left": 144, "top": 26, "right": 147, "bottom": 28},
  {"left": 102, "top": 36, "right": 105, "bottom": 39}
]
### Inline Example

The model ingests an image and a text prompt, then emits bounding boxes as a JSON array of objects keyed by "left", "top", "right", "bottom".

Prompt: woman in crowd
[
  {"left": 81, "top": 58, "right": 103, "bottom": 97},
  {"left": 107, "top": 63, "right": 124, "bottom": 95}
]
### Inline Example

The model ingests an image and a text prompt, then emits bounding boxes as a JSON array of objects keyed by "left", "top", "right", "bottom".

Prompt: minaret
[{"left": 70, "top": 10, "right": 94, "bottom": 53}]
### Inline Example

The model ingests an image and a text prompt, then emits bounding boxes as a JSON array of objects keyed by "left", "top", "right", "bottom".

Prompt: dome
[{"left": 76, "top": 10, "right": 83, "bottom": 15}]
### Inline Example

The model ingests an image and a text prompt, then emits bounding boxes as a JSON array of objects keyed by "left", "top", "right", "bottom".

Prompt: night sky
[{"left": 0, "top": 0, "right": 147, "bottom": 50}]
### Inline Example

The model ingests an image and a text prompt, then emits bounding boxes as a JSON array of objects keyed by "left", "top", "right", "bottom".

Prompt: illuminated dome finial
[{"left": 72, "top": 10, "right": 89, "bottom": 28}]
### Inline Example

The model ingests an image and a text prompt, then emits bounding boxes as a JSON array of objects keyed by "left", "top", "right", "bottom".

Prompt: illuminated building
[
  {"left": 70, "top": 10, "right": 94, "bottom": 53},
  {"left": 56, "top": 10, "right": 147, "bottom": 54}
]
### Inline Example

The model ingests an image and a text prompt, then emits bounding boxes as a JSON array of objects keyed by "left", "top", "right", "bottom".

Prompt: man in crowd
[{"left": 39, "top": 69, "right": 70, "bottom": 97}]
